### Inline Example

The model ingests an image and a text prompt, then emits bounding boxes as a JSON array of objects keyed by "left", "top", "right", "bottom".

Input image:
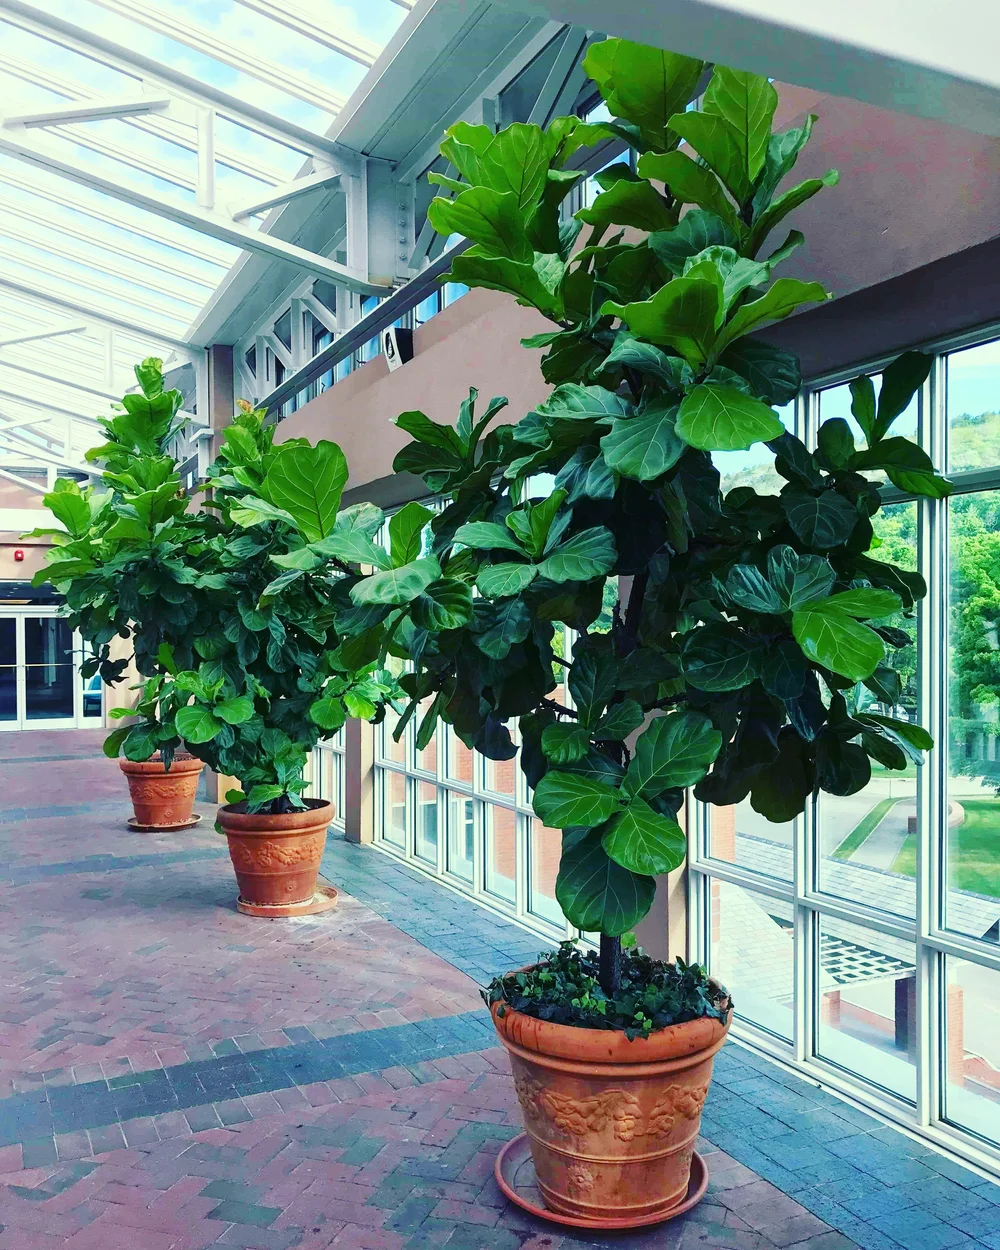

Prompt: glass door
[{"left": 0, "top": 611, "right": 101, "bottom": 730}]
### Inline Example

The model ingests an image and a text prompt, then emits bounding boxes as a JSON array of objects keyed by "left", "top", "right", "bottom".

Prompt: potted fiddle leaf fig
[
  {"left": 149, "top": 402, "right": 400, "bottom": 915},
  {"left": 27, "top": 359, "right": 208, "bottom": 830},
  {"left": 345, "top": 37, "right": 950, "bottom": 1228}
]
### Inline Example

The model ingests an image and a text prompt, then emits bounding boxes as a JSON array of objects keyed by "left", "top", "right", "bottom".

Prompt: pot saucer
[
  {"left": 236, "top": 884, "right": 338, "bottom": 917},
  {"left": 127, "top": 814, "right": 202, "bottom": 832},
  {"left": 494, "top": 1134, "right": 708, "bottom": 1230}
]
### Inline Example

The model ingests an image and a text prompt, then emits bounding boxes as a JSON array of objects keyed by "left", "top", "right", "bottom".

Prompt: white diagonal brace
[
  {"left": 0, "top": 388, "right": 102, "bottom": 424},
  {"left": 0, "top": 464, "right": 47, "bottom": 493},
  {"left": 0, "top": 360, "right": 119, "bottom": 402},
  {"left": 4, "top": 95, "right": 171, "bottom": 128},
  {"left": 85, "top": 0, "right": 346, "bottom": 115},
  {"left": 0, "top": 129, "right": 389, "bottom": 295},
  {"left": 0, "top": 415, "right": 48, "bottom": 433},
  {"left": 0, "top": 430, "right": 94, "bottom": 476},
  {"left": 0, "top": 275, "right": 192, "bottom": 349},
  {"left": 232, "top": 0, "right": 382, "bottom": 67},
  {"left": 0, "top": 0, "right": 344, "bottom": 159},
  {"left": 0, "top": 324, "right": 86, "bottom": 348},
  {"left": 230, "top": 171, "right": 342, "bottom": 221}
]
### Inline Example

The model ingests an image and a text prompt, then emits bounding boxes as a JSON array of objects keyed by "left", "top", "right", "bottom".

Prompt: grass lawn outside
[
  {"left": 891, "top": 798, "right": 1000, "bottom": 898},
  {"left": 832, "top": 797, "right": 896, "bottom": 860}
]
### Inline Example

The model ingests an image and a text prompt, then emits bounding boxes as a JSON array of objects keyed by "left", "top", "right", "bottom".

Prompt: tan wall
[
  {"left": 0, "top": 479, "right": 47, "bottom": 509},
  {"left": 274, "top": 286, "right": 552, "bottom": 501},
  {"left": 0, "top": 538, "right": 49, "bottom": 583}
]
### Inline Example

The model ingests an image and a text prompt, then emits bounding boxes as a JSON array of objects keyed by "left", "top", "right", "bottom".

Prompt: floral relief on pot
[{"left": 227, "top": 834, "right": 326, "bottom": 870}]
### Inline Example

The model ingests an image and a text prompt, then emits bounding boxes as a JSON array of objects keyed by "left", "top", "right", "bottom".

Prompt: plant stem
[{"left": 599, "top": 933, "right": 623, "bottom": 997}]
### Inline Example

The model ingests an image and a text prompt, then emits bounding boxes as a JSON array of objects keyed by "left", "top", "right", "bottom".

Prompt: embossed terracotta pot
[
  {"left": 492, "top": 986, "right": 731, "bottom": 1226},
  {"left": 119, "top": 753, "right": 203, "bottom": 830},
  {"left": 217, "top": 798, "right": 332, "bottom": 910}
]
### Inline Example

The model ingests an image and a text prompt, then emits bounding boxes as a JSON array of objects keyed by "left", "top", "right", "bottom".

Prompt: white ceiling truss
[{"left": 0, "top": 0, "right": 411, "bottom": 484}]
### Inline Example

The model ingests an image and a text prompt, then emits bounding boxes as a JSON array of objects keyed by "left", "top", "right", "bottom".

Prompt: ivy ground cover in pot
[
  {"left": 32, "top": 370, "right": 397, "bottom": 911},
  {"left": 336, "top": 37, "right": 951, "bottom": 1227}
]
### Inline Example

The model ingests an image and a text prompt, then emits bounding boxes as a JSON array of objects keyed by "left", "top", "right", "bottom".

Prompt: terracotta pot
[
  {"left": 217, "top": 798, "right": 333, "bottom": 910},
  {"left": 492, "top": 987, "right": 731, "bottom": 1225},
  {"left": 119, "top": 753, "right": 204, "bottom": 830}
]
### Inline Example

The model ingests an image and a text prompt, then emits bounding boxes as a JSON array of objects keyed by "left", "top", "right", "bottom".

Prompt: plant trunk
[{"left": 599, "top": 933, "right": 623, "bottom": 997}]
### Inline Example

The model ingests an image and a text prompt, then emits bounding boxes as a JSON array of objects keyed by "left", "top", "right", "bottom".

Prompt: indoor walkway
[{"left": 0, "top": 732, "right": 997, "bottom": 1250}]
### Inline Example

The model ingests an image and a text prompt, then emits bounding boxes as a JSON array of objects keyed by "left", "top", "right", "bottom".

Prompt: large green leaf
[
  {"left": 477, "top": 123, "right": 548, "bottom": 210},
  {"left": 427, "top": 187, "right": 532, "bottom": 261},
  {"left": 536, "top": 382, "right": 629, "bottom": 420},
  {"left": 676, "top": 385, "right": 784, "bottom": 451},
  {"left": 532, "top": 770, "right": 622, "bottom": 828},
  {"left": 447, "top": 252, "right": 563, "bottom": 320},
  {"left": 476, "top": 561, "right": 538, "bottom": 598},
  {"left": 351, "top": 556, "right": 442, "bottom": 606},
  {"left": 453, "top": 521, "right": 525, "bottom": 553},
  {"left": 822, "top": 587, "right": 902, "bottom": 619},
  {"left": 624, "top": 711, "right": 722, "bottom": 798},
  {"left": 766, "top": 545, "right": 836, "bottom": 609},
  {"left": 668, "top": 111, "right": 753, "bottom": 204},
  {"left": 474, "top": 597, "right": 531, "bottom": 659},
  {"left": 649, "top": 209, "right": 739, "bottom": 276},
  {"left": 122, "top": 723, "right": 161, "bottom": 761},
  {"left": 537, "top": 527, "right": 616, "bottom": 583},
  {"left": 541, "top": 722, "right": 591, "bottom": 764},
  {"left": 577, "top": 178, "right": 675, "bottom": 231},
  {"left": 555, "top": 830, "right": 657, "bottom": 935},
  {"left": 781, "top": 490, "right": 858, "bottom": 548},
  {"left": 873, "top": 352, "right": 933, "bottom": 442},
  {"left": 395, "top": 409, "right": 465, "bottom": 457},
  {"left": 602, "top": 334, "right": 692, "bottom": 389},
  {"left": 594, "top": 699, "right": 644, "bottom": 741},
  {"left": 264, "top": 441, "right": 348, "bottom": 542},
  {"left": 638, "top": 152, "right": 739, "bottom": 232},
  {"left": 214, "top": 696, "right": 255, "bottom": 725},
  {"left": 554, "top": 446, "right": 616, "bottom": 503},
  {"left": 791, "top": 601, "right": 885, "bottom": 681},
  {"left": 746, "top": 171, "right": 839, "bottom": 256},
  {"left": 583, "top": 39, "right": 703, "bottom": 152},
  {"left": 857, "top": 712, "right": 933, "bottom": 765},
  {"left": 311, "top": 529, "right": 390, "bottom": 568},
  {"left": 602, "top": 799, "right": 686, "bottom": 876},
  {"left": 682, "top": 624, "right": 758, "bottom": 691},
  {"left": 600, "top": 402, "right": 685, "bottom": 481},
  {"left": 569, "top": 649, "right": 618, "bottom": 728},
  {"left": 389, "top": 501, "right": 434, "bottom": 567},
  {"left": 713, "top": 278, "right": 829, "bottom": 356},
  {"left": 229, "top": 496, "right": 298, "bottom": 529},
  {"left": 703, "top": 66, "right": 777, "bottom": 183},
  {"left": 603, "top": 277, "right": 722, "bottom": 368},
  {"left": 411, "top": 579, "right": 474, "bottom": 631},
  {"left": 725, "top": 563, "right": 782, "bottom": 614},
  {"left": 850, "top": 437, "right": 951, "bottom": 498},
  {"left": 43, "top": 481, "right": 92, "bottom": 537},
  {"left": 175, "top": 704, "right": 223, "bottom": 744}
]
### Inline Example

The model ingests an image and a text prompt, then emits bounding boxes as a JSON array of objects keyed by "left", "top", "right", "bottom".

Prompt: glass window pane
[
  {"left": 23, "top": 616, "right": 72, "bottom": 665},
  {"left": 0, "top": 668, "right": 14, "bottom": 721},
  {"left": 415, "top": 781, "right": 438, "bottom": 865},
  {"left": 946, "top": 490, "right": 1000, "bottom": 936},
  {"left": 529, "top": 816, "right": 564, "bottom": 927},
  {"left": 380, "top": 707, "right": 407, "bottom": 765},
  {"left": 0, "top": 617, "right": 14, "bottom": 664},
  {"left": 446, "top": 730, "right": 474, "bottom": 785},
  {"left": 484, "top": 803, "right": 516, "bottom": 903},
  {"left": 816, "top": 917, "right": 917, "bottom": 1102},
  {"left": 944, "top": 958, "right": 1000, "bottom": 1147},
  {"left": 484, "top": 741, "right": 517, "bottom": 799},
  {"left": 709, "top": 880, "right": 793, "bottom": 1040},
  {"left": 382, "top": 770, "right": 407, "bottom": 848},
  {"left": 416, "top": 696, "right": 439, "bottom": 775},
  {"left": 25, "top": 665, "right": 74, "bottom": 720},
  {"left": 714, "top": 403, "right": 794, "bottom": 495},
  {"left": 948, "top": 341, "right": 1000, "bottom": 472},
  {"left": 709, "top": 800, "right": 792, "bottom": 882},
  {"left": 447, "top": 791, "right": 474, "bottom": 883}
]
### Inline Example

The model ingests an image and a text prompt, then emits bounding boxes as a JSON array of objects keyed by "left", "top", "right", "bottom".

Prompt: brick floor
[{"left": 0, "top": 730, "right": 996, "bottom": 1250}]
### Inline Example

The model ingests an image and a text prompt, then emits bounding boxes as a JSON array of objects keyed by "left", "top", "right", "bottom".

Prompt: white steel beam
[
  {"left": 0, "top": 50, "right": 292, "bottom": 185},
  {"left": 230, "top": 170, "right": 342, "bottom": 221},
  {"left": 0, "top": 0, "right": 344, "bottom": 159},
  {"left": 0, "top": 324, "right": 86, "bottom": 348},
  {"left": 493, "top": 0, "right": 1000, "bottom": 137},
  {"left": 4, "top": 95, "right": 170, "bottom": 127},
  {"left": 0, "top": 163, "right": 232, "bottom": 269},
  {"left": 0, "top": 129, "right": 388, "bottom": 295},
  {"left": 0, "top": 192, "right": 217, "bottom": 289},
  {"left": 0, "top": 388, "right": 102, "bottom": 424},
  {"left": 0, "top": 415, "right": 48, "bottom": 433},
  {"left": 232, "top": 0, "right": 382, "bottom": 67},
  {"left": 0, "top": 274, "right": 192, "bottom": 349},
  {"left": 0, "top": 360, "right": 119, "bottom": 402},
  {"left": 0, "top": 430, "right": 94, "bottom": 475},
  {"left": 85, "top": 0, "right": 347, "bottom": 115}
]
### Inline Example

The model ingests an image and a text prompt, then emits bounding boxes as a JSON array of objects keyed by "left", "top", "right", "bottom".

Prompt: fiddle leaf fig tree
[
  {"left": 343, "top": 38, "right": 951, "bottom": 995},
  {"left": 31, "top": 366, "right": 399, "bottom": 812}
]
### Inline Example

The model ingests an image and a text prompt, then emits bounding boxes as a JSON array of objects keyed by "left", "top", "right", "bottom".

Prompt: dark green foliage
[
  {"left": 33, "top": 366, "right": 398, "bottom": 813},
  {"left": 483, "top": 941, "right": 730, "bottom": 1039},
  {"left": 346, "top": 34, "right": 949, "bottom": 965}
]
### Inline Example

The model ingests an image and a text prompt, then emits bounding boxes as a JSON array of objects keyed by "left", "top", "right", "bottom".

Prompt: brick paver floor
[{"left": 0, "top": 731, "right": 997, "bottom": 1250}]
